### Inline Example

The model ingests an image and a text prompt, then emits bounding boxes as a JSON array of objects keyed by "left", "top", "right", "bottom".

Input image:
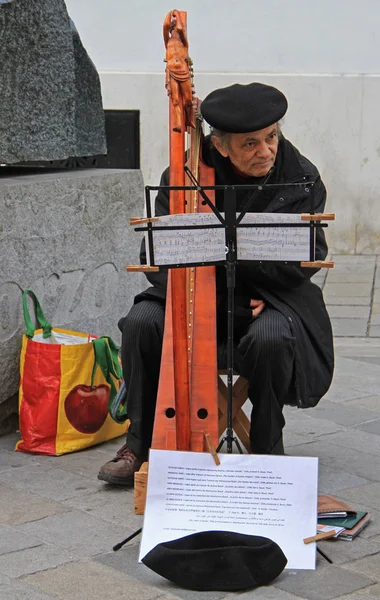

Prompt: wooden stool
[{"left": 218, "top": 371, "right": 251, "bottom": 452}]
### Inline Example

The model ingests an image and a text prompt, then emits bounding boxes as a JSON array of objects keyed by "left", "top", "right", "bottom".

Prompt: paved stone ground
[{"left": 0, "top": 255, "right": 379, "bottom": 600}]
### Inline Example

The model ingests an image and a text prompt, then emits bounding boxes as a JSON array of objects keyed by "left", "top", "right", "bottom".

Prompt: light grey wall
[{"left": 65, "top": 0, "right": 380, "bottom": 254}]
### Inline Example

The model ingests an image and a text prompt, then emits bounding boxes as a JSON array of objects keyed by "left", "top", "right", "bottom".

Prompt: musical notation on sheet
[
  {"left": 237, "top": 213, "right": 310, "bottom": 262},
  {"left": 146, "top": 212, "right": 311, "bottom": 265},
  {"left": 146, "top": 213, "right": 226, "bottom": 265}
]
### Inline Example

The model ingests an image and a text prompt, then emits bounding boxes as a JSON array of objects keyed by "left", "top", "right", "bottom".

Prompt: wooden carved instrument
[
  {"left": 134, "top": 10, "right": 219, "bottom": 512},
  {"left": 153, "top": 9, "right": 219, "bottom": 452}
]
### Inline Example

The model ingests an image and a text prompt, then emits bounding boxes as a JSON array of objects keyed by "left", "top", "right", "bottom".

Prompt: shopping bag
[{"left": 16, "top": 290, "right": 128, "bottom": 455}]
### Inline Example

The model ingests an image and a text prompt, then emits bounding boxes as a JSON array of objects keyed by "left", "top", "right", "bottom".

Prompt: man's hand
[{"left": 250, "top": 299, "right": 265, "bottom": 318}]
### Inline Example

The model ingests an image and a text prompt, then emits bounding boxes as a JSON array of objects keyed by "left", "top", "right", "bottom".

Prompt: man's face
[{"left": 212, "top": 123, "right": 279, "bottom": 177}]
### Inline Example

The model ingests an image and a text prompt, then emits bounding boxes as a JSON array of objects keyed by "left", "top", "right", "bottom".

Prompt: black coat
[{"left": 137, "top": 136, "right": 334, "bottom": 409}]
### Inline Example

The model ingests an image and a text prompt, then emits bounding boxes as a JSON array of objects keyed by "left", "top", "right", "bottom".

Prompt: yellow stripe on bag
[{"left": 56, "top": 335, "right": 127, "bottom": 455}]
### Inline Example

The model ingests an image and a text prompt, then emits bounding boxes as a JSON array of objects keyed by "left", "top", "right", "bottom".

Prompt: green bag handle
[
  {"left": 91, "top": 337, "right": 127, "bottom": 423},
  {"left": 22, "top": 289, "right": 53, "bottom": 339}
]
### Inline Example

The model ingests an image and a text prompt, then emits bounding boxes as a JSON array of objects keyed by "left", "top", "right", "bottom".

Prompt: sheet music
[
  {"left": 145, "top": 212, "right": 311, "bottom": 265},
  {"left": 237, "top": 213, "right": 310, "bottom": 261},
  {"left": 146, "top": 213, "right": 226, "bottom": 265}
]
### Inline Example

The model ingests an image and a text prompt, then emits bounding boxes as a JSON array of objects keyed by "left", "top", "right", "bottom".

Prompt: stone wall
[
  {"left": 0, "top": 169, "right": 145, "bottom": 434},
  {"left": 0, "top": 0, "right": 106, "bottom": 163}
]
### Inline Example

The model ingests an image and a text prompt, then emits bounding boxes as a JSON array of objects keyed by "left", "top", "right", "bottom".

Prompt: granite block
[
  {"left": 0, "top": 169, "right": 144, "bottom": 431},
  {"left": 22, "top": 560, "right": 162, "bottom": 600},
  {"left": 0, "top": 0, "right": 105, "bottom": 163}
]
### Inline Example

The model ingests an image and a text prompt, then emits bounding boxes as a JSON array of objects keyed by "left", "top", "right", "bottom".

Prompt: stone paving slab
[
  {"left": 316, "top": 464, "right": 370, "bottom": 495},
  {"left": 331, "top": 319, "right": 368, "bottom": 337},
  {"left": 62, "top": 486, "right": 144, "bottom": 530},
  {"left": 341, "top": 552, "right": 380, "bottom": 581},
  {"left": 345, "top": 396, "right": 380, "bottom": 413},
  {"left": 0, "top": 525, "right": 42, "bottom": 556},
  {"left": 0, "top": 484, "right": 69, "bottom": 526},
  {"left": 237, "top": 588, "right": 305, "bottom": 599},
  {"left": 323, "top": 284, "right": 374, "bottom": 298},
  {"left": 352, "top": 419, "right": 380, "bottom": 435},
  {"left": 369, "top": 325, "right": 380, "bottom": 337},
  {"left": 288, "top": 440, "right": 380, "bottom": 485},
  {"left": 316, "top": 537, "right": 380, "bottom": 566},
  {"left": 326, "top": 305, "right": 371, "bottom": 319},
  {"left": 334, "top": 583, "right": 380, "bottom": 599},
  {"left": 273, "top": 565, "right": 376, "bottom": 600},
  {"left": 0, "top": 464, "right": 101, "bottom": 502},
  {"left": 323, "top": 297, "right": 372, "bottom": 306},
  {"left": 0, "top": 581, "right": 58, "bottom": 600},
  {"left": 17, "top": 509, "right": 132, "bottom": 559},
  {"left": 0, "top": 545, "right": 78, "bottom": 578},
  {"left": 317, "top": 431, "right": 380, "bottom": 458},
  {"left": 22, "top": 560, "right": 162, "bottom": 600},
  {"left": 337, "top": 483, "right": 380, "bottom": 513},
  {"left": 310, "top": 400, "right": 380, "bottom": 428}
]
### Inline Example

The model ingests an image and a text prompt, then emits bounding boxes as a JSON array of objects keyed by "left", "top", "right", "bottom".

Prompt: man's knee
[{"left": 119, "top": 300, "right": 165, "bottom": 351}]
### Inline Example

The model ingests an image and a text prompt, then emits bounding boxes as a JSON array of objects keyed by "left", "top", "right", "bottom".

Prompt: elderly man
[{"left": 98, "top": 82, "right": 334, "bottom": 485}]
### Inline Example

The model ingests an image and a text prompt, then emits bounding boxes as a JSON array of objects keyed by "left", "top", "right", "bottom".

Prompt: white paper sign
[{"left": 139, "top": 450, "right": 318, "bottom": 570}]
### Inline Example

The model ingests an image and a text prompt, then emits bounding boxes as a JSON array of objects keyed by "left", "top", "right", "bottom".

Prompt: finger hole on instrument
[
  {"left": 197, "top": 408, "right": 208, "bottom": 420},
  {"left": 165, "top": 407, "right": 176, "bottom": 419}
]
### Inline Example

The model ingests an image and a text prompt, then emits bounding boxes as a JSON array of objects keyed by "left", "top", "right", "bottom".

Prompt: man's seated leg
[
  {"left": 98, "top": 299, "right": 165, "bottom": 485},
  {"left": 235, "top": 308, "right": 296, "bottom": 455}
]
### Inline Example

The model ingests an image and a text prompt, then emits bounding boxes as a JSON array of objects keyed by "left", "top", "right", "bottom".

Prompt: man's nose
[{"left": 256, "top": 142, "right": 271, "bottom": 158}]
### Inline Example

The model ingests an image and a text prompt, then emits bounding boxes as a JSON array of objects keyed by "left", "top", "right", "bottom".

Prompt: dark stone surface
[{"left": 0, "top": 0, "right": 106, "bottom": 163}]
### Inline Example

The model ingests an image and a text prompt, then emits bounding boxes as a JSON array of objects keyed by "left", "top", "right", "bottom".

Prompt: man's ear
[{"left": 211, "top": 135, "right": 229, "bottom": 158}]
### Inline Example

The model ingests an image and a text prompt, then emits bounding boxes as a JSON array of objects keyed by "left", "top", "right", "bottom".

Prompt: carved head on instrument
[{"left": 201, "top": 82, "right": 288, "bottom": 177}]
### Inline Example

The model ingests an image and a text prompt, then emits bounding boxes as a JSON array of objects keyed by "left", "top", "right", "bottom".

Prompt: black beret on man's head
[
  {"left": 141, "top": 530, "right": 287, "bottom": 591},
  {"left": 201, "top": 82, "right": 288, "bottom": 133}
]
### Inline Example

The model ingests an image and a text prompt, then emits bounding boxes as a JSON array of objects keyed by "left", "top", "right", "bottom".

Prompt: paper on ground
[{"left": 139, "top": 449, "right": 318, "bottom": 570}]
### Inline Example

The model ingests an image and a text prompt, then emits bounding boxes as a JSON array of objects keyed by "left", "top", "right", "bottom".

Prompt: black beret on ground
[
  {"left": 141, "top": 530, "right": 287, "bottom": 591},
  {"left": 201, "top": 82, "right": 288, "bottom": 133}
]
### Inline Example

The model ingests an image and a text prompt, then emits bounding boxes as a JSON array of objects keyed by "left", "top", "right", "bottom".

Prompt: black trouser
[{"left": 119, "top": 299, "right": 295, "bottom": 458}]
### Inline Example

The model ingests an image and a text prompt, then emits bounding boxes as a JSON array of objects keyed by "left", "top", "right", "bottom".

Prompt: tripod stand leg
[{"left": 113, "top": 527, "right": 142, "bottom": 552}]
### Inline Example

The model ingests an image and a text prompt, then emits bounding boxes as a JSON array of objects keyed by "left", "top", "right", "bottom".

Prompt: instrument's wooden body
[{"left": 134, "top": 11, "right": 219, "bottom": 512}]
